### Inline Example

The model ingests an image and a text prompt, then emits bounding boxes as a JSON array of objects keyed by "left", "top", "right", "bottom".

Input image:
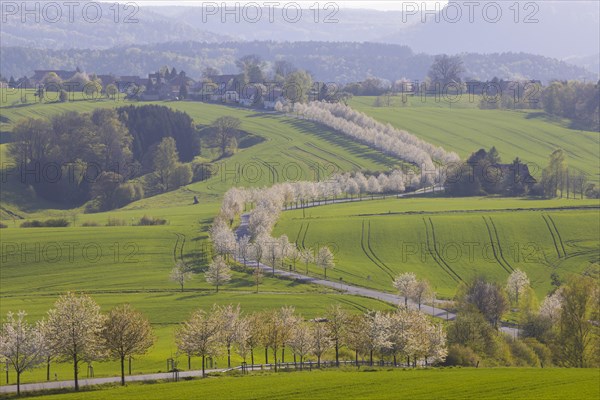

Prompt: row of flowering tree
[
  {"left": 209, "top": 169, "right": 427, "bottom": 283},
  {"left": 175, "top": 303, "right": 447, "bottom": 376},
  {"left": 276, "top": 101, "right": 460, "bottom": 185},
  {"left": 0, "top": 293, "right": 154, "bottom": 395},
  {"left": 1, "top": 297, "right": 447, "bottom": 395}
]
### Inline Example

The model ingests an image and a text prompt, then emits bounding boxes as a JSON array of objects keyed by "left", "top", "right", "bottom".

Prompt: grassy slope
[
  {"left": 274, "top": 197, "right": 600, "bottom": 298},
  {"left": 0, "top": 95, "right": 401, "bottom": 385},
  {"left": 1, "top": 95, "right": 400, "bottom": 215},
  {"left": 349, "top": 96, "right": 600, "bottom": 183},
  {"left": 20, "top": 368, "right": 600, "bottom": 400}
]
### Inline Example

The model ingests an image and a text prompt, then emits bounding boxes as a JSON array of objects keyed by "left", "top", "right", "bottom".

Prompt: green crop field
[
  {"left": 17, "top": 368, "right": 600, "bottom": 400},
  {"left": 0, "top": 202, "right": 394, "bottom": 385},
  {"left": 349, "top": 96, "right": 600, "bottom": 183},
  {"left": 1, "top": 93, "right": 599, "bottom": 393},
  {"left": 274, "top": 197, "right": 600, "bottom": 298}
]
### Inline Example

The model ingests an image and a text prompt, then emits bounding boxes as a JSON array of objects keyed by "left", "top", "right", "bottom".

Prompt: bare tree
[
  {"left": 289, "top": 322, "right": 313, "bottom": 369},
  {"left": 325, "top": 305, "right": 348, "bottom": 367},
  {"left": 101, "top": 304, "right": 154, "bottom": 385},
  {"left": 428, "top": 54, "right": 464, "bottom": 87},
  {"left": 212, "top": 116, "right": 241, "bottom": 157},
  {"left": 311, "top": 321, "right": 333, "bottom": 367}
]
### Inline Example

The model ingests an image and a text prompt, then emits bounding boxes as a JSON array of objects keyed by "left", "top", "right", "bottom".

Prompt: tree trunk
[
  {"left": 16, "top": 371, "right": 21, "bottom": 396},
  {"left": 227, "top": 345, "right": 231, "bottom": 368},
  {"left": 335, "top": 341, "right": 339, "bottom": 367},
  {"left": 393, "top": 354, "right": 397, "bottom": 367},
  {"left": 202, "top": 356, "right": 206, "bottom": 378},
  {"left": 188, "top": 355, "right": 191, "bottom": 370},
  {"left": 46, "top": 357, "right": 51, "bottom": 381},
  {"left": 265, "top": 348, "right": 268, "bottom": 364},
  {"left": 251, "top": 348, "right": 254, "bottom": 367},
  {"left": 317, "top": 355, "right": 321, "bottom": 368},
  {"left": 369, "top": 350, "right": 373, "bottom": 366},
  {"left": 282, "top": 346, "right": 285, "bottom": 363},
  {"left": 120, "top": 355, "right": 126, "bottom": 386},
  {"left": 73, "top": 354, "right": 79, "bottom": 391}
]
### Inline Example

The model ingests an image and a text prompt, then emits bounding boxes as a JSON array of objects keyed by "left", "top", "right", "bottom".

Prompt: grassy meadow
[
  {"left": 1, "top": 91, "right": 599, "bottom": 392},
  {"left": 349, "top": 96, "right": 600, "bottom": 183},
  {"left": 274, "top": 197, "right": 600, "bottom": 298},
  {"left": 15, "top": 368, "right": 600, "bottom": 400}
]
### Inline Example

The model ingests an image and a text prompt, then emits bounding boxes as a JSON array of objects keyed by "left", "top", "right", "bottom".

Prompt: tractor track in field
[
  {"left": 304, "top": 142, "right": 363, "bottom": 170},
  {"left": 295, "top": 223, "right": 304, "bottom": 246},
  {"left": 301, "top": 222, "right": 310, "bottom": 250},
  {"left": 546, "top": 214, "right": 567, "bottom": 257},
  {"left": 482, "top": 216, "right": 513, "bottom": 274},
  {"left": 488, "top": 217, "right": 514, "bottom": 272},
  {"left": 254, "top": 157, "right": 280, "bottom": 182},
  {"left": 423, "top": 218, "right": 462, "bottom": 283},
  {"left": 336, "top": 297, "right": 370, "bottom": 312},
  {"left": 171, "top": 232, "right": 186, "bottom": 264},
  {"left": 542, "top": 214, "right": 564, "bottom": 259},
  {"left": 366, "top": 221, "right": 395, "bottom": 278},
  {"left": 361, "top": 220, "right": 394, "bottom": 279}
]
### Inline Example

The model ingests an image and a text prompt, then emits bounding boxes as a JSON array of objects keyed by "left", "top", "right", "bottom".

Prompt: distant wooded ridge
[{"left": 1, "top": 41, "right": 595, "bottom": 85}]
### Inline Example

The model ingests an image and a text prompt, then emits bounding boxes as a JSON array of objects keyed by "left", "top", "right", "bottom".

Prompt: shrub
[
  {"left": 522, "top": 338, "right": 553, "bottom": 367},
  {"left": 168, "top": 163, "right": 193, "bottom": 189},
  {"left": 443, "top": 344, "right": 479, "bottom": 367},
  {"left": 509, "top": 339, "right": 540, "bottom": 366},
  {"left": 106, "top": 217, "right": 126, "bottom": 226},
  {"left": 21, "top": 218, "right": 70, "bottom": 228},
  {"left": 0, "top": 222, "right": 7, "bottom": 228},
  {"left": 137, "top": 215, "right": 167, "bottom": 226},
  {"left": 44, "top": 218, "right": 70, "bottom": 227},
  {"left": 81, "top": 221, "right": 100, "bottom": 227}
]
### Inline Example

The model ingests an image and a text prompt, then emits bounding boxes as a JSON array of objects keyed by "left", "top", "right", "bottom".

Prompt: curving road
[{"left": 236, "top": 189, "right": 518, "bottom": 338}]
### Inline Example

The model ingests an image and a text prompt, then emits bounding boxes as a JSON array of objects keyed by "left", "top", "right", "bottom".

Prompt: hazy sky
[{"left": 132, "top": 1, "right": 449, "bottom": 11}]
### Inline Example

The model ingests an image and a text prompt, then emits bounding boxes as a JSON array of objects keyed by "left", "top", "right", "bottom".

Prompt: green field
[
  {"left": 274, "top": 197, "right": 600, "bottom": 298},
  {"left": 349, "top": 96, "right": 600, "bottom": 183},
  {"left": 2, "top": 93, "right": 599, "bottom": 391},
  {"left": 17, "top": 368, "right": 600, "bottom": 400},
  {"left": 0, "top": 202, "right": 394, "bottom": 385}
]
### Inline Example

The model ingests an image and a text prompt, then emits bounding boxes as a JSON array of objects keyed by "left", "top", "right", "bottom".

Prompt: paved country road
[
  {"left": 236, "top": 188, "right": 518, "bottom": 338},
  {"left": 1, "top": 188, "right": 516, "bottom": 394},
  {"left": 0, "top": 368, "right": 225, "bottom": 394}
]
